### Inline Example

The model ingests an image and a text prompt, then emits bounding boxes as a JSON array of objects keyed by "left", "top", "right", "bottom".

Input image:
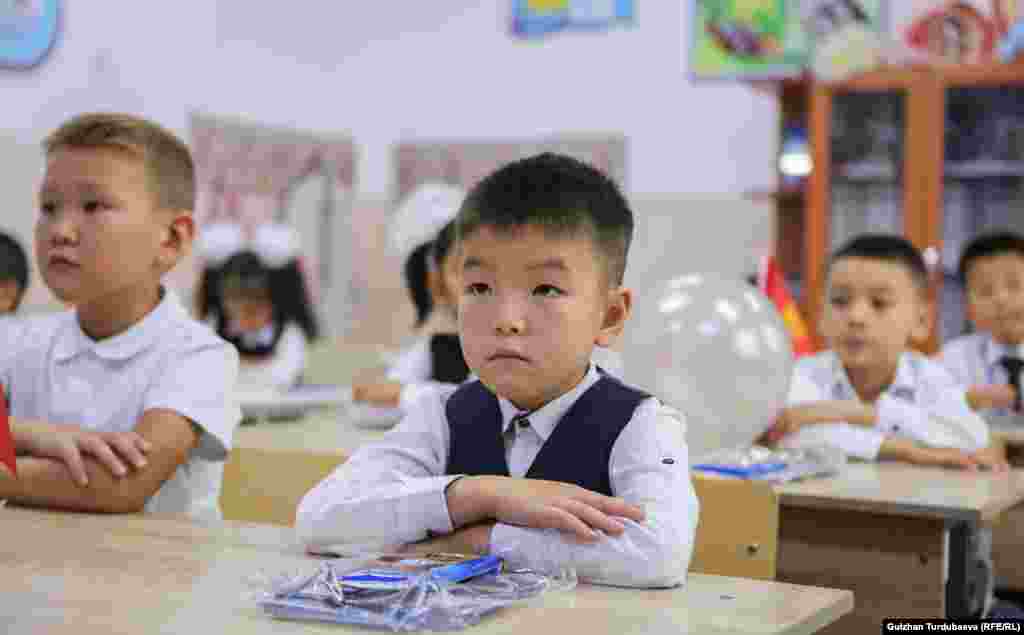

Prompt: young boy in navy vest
[{"left": 298, "top": 153, "right": 699, "bottom": 587}]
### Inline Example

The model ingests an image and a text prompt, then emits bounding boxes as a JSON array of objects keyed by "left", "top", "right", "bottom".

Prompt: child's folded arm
[
  {"left": 0, "top": 409, "right": 198, "bottom": 513},
  {"left": 486, "top": 400, "right": 698, "bottom": 588},
  {"left": 874, "top": 370, "right": 989, "bottom": 451},
  {"left": 295, "top": 390, "right": 459, "bottom": 550}
]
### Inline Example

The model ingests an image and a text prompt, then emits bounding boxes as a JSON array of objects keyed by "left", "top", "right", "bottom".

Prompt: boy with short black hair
[
  {"left": 763, "top": 233, "right": 997, "bottom": 468},
  {"left": 763, "top": 233, "right": 1009, "bottom": 619},
  {"left": 298, "top": 153, "right": 698, "bottom": 588},
  {"left": 0, "top": 112, "right": 240, "bottom": 520},
  {"left": 940, "top": 230, "right": 1024, "bottom": 417}
]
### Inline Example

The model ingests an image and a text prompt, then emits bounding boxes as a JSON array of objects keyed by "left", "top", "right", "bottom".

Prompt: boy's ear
[
  {"left": 157, "top": 212, "right": 195, "bottom": 271},
  {"left": 595, "top": 286, "right": 632, "bottom": 347}
]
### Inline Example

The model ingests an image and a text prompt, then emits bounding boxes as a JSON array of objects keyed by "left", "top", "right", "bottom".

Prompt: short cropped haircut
[
  {"left": 456, "top": 152, "right": 633, "bottom": 286},
  {"left": 829, "top": 233, "right": 929, "bottom": 295},
  {"left": 43, "top": 112, "right": 195, "bottom": 212},
  {"left": 957, "top": 230, "right": 1024, "bottom": 284},
  {"left": 0, "top": 231, "right": 29, "bottom": 300}
]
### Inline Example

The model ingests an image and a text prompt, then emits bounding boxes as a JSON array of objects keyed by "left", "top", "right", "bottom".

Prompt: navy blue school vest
[{"left": 444, "top": 371, "right": 650, "bottom": 496}]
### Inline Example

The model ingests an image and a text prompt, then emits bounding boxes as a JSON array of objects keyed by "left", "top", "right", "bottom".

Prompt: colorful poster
[
  {"left": 511, "top": 0, "right": 634, "bottom": 38},
  {"left": 690, "top": 0, "right": 809, "bottom": 78},
  {"left": 690, "top": 1, "right": 886, "bottom": 79}
]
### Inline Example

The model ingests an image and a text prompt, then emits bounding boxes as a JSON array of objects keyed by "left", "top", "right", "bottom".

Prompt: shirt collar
[
  {"left": 982, "top": 335, "right": 1024, "bottom": 367},
  {"left": 54, "top": 287, "right": 181, "bottom": 362},
  {"left": 498, "top": 363, "right": 602, "bottom": 441},
  {"left": 826, "top": 350, "right": 917, "bottom": 401}
]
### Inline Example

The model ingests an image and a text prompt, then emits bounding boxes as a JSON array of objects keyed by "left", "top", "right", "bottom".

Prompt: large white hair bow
[
  {"left": 389, "top": 183, "right": 466, "bottom": 264},
  {"left": 196, "top": 222, "right": 300, "bottom": 268}
]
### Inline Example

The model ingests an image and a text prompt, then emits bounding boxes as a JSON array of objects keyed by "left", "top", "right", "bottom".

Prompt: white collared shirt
[
  {"left": 783, "top": 350, "right": 989, "bottom": 460},
  {"left": 939, "top": 333, "right": 1024, "bottom": 418},
  {"left": 296, "top": 364, "right": 699, "bottom": 588},
  {"left": 0, "top": 289, "right": 241, "bottom": 521}
]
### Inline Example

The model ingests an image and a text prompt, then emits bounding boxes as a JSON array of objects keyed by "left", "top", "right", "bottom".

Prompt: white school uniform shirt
[
  {"left": 236, "top": 323, "right": 308, "bottom": 390},
  {"left": 0, "top": 288, "right": 241, "bottom": 521},
  {"left": 940, "top": 333, "right": 1024, "bottom": 419},
  {"left": 296, "top": 363, "right": 699, "bottom": 588},
  {"left": 783, "top": 350, "right": 989, "bottom": 460},
  {"left": 387, "top": 338, "right": 626, "bottom": 412}
]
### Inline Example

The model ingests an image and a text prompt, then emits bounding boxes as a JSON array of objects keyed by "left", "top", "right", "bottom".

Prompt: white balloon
[{"left": 621, "top": 272, "right": 794, "bottom": 463}]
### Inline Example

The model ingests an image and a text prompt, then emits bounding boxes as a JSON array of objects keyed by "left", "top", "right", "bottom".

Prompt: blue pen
[{"left": 692, "top": 462, "right": 788, "bottom": 478}]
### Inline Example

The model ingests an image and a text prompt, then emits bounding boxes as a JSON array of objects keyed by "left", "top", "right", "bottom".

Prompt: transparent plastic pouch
[{"left": 253, "top": 553, "right": 576, "bottom": 631}]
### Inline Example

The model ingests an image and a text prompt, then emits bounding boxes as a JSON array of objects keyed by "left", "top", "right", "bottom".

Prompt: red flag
[
  {"left": 758, "top": 256, "right": 814, "bottom": 357},
  {"left": 0, "top": 385, "right": 14, "bottom": 476}
]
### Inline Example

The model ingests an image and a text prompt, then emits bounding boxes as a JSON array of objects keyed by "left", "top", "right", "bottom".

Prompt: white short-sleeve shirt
[{"left": 0, "top": 288, "right": 241, "bottom": 521}]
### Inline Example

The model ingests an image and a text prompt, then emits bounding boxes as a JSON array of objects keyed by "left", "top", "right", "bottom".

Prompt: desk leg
[
  {"left": 778, "top": 507, "right": 946, "bottom": 635},
  {"left": 945, "top": 520, "right": 980, "bottom": 619},
  {"left": 992, "top": 502, "right": 1024, "bottom": 592}
]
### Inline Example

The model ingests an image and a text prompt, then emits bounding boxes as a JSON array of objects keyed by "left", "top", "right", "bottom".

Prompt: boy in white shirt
[
  {"left": 0, "top": 112, "right": 241, "bottom": 521},
  {"left": 762, "top": 234, "right": 1001, "bottom": 468},
  {"left": 939, "top": 231, "right": 1024, "bottom": 420},
  {"left": 761, "top": 233, "right": 1008, "bottom": 618},
  {"left": 297, "top": 153, "right": 698, "bottom": 588}
]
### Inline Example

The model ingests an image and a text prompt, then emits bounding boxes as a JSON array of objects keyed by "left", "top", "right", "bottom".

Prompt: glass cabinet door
[
  {"left": 939, "top": 85, "right": 1024, "bottom": 343},
  {"left": 829, "top": 90, "right": 906, "bottom": 254}
]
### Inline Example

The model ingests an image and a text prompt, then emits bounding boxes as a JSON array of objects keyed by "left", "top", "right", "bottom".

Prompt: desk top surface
[
  {"left": 234, "top": 408, "right": 385, "bottom": 456},
  {"left": 235, "top": 411, "right": 1024, "bottom": 524},
  {"left": 1, "top": 507, "right": 851, "bottom": 635},
  {"left": 775, "top": 461, "right": 1024, "bottom": 522}
]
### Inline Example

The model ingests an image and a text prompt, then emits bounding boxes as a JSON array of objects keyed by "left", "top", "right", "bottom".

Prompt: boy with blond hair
[{"left": 0, "top": 112, "right": 240, "bottom": 520}]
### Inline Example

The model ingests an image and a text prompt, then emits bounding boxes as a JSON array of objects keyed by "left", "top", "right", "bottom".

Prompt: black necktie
[
  {"left": 508, "top": 413, "right": 531, "bottom": 442},
  {"left": 998, "top": 356, "right": 1024, "bottom": 412}
]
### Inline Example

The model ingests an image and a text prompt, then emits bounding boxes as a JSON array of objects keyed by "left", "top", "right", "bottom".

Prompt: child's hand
[
  {"left": 967, "top": 384, "right": 1017, "bottom": 411},
  {"left": 759, "top": 407, "right": 805, "bottom": 445},
  {"left": 905, "top": 446, "right": 979, "bottom": 471},
  {"left": 448, "top": 476, "right": 645, "bottom": 542},
  {"left": 760, "top": 401, "right": 877, "bottom": 446},
  {"left": 14, "top": 421, "right": 152, "bottom": 486},
  {"left": 352, "top": 381, "right": 403, "bottom": 407},
  {"left": 971, "top": 445, "right": 1010, "bottom": 473},
  {"left": 399, "top": 523, "right": 495, "bottom": 556}
]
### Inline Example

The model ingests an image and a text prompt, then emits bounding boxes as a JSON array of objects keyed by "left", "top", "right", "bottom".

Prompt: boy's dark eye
[
  {"left": 83, "top": 200, "right": 105, "bottom": 213},
  {"left": 829, "top": 295, "right": 848, "bottom": 307},
  {"left": 533, "top": 284, "right": 564, "bottom": 297},
  {"left": 39, "top": 202, "right": 57, "bottom": 216},
  {"left": 465, "top": 283, "right": 490, "bottom": 296},
  {"left": 871, "top": 299, "right": 889, "bottom": 311}
]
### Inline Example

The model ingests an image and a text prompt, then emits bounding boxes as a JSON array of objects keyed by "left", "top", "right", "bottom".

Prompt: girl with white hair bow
[
  {"left": 196, "top": 222, "right": 320, "bottom": 391},
  {"left": 352, "top": 184, "right": 470, "bottom": 410}
]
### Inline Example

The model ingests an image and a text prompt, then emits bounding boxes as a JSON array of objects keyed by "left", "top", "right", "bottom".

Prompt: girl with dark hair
[
  {"left": 352, "top": 184, "right": 469, "bottom": 409},
  {"left": 196, "top": 223, "right": 319, "bottom": 390},
  {"left": 0, "top": 231, "right": 29, "bottom": 314}
]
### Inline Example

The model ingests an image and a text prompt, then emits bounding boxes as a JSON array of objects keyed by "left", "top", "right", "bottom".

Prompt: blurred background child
[
  {"left": 197, "top": 222, "right": 320, "bottom": 390},
  {"left": 352, "top": 183, "right": 468, "bottom": 410},
  {"left": 0, "top": 231, "right": 29, "bottom": 315}
]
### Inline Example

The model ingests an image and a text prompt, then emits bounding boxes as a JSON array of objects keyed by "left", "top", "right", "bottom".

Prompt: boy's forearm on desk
[{"left": 0, "top": 456, "right": 148, "bottom": 513}]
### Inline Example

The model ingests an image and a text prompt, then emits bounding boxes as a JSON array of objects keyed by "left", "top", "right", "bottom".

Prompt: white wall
[
  {"left": 0, "top": 2, "right": 777, "bottom": 318},
  {"left": 1, "top": 1, "right": 777, "bottom": 196}
]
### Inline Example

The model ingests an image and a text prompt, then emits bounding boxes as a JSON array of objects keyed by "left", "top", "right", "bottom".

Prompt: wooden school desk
[
  {"left": 773, "top": 462, "right": 1024, "bottom": 634},
  {"left": 988, "top": 418, "right": 1024, "bottom": 593},
  {"left": 0, "top": 507, "right": 852, "bottom": 635},
  {"left": 222, "top": 408, "right": 380, "bottom": 525}
]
